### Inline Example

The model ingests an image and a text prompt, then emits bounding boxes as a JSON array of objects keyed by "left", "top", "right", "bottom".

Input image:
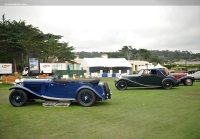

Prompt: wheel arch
[
  {"left": 115, "top": 79, "right": 128, "bottom": 90},
  {"left": 9, "top": 89, "right": 28, "bottom": 107},
  {"left": 162, "top": 78, "right": 175, "bottom": 86},
  {"left": 76, "top": 86, "right": 102, "bottom": 100},
  {"left": 162, "top": 78, "right": 174, "bottom": 89},
  {"left": 9, "top": 86, "right": 41, "bottom": 98},
  {"left": 179, "top": 76, "right": 195, "bottom": 83},
  {"left": 181, "top": 77, "right": 194, "bottom": 86}
]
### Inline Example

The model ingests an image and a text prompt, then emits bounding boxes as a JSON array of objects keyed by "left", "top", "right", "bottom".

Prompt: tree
[
  {"left": 119, "top": 45, "right": 134, "bottom": 60},
  {"left": 0, "top": 14, "right": 76, "bottom": 72},
  {"left": 56, "top": 42, "right": 76, "bottom": 63},
  {"left": 136, "top": 49, "right": 151, "bottom": 61}
]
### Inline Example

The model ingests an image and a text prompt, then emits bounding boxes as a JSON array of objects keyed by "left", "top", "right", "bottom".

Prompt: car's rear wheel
[
  {"left": 162, "top": 79, "right": 173, "bottom": 89},
  {"left": 9, "top": 90, "right": 28, "bottom": 107},
  {"left": 184, "top": 78, "right": 193, "bottom": 86},
  {"left": 77, "top": 89, "right": 96, "bottom": 107},
  {"left": 116, "top": 80, "right": 127, "bottom": 90}
]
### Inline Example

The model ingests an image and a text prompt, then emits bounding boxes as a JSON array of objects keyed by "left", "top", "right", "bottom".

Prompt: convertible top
[{"left": 53, "top": 78, "right": 100, "bottom": 85}]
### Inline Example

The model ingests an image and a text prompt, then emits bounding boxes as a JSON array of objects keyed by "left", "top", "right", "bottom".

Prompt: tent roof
[
  {"left": 155, "top": 63, "right": 166, "bottom": 68},
  {"left": 81, "top": 58, "right": 132, "bottom": 67}
]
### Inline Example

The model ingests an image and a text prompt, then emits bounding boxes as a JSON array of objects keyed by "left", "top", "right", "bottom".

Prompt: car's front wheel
[
  {"left": 9, "top": 90, "right": 28, "bottom": 107},
  {"left": 77, "top": 89, "right": 96, "bottom": 107},
  {"left": 162, "top": 79, "right": 173, "bottom": 89},
  {"left": 184, "top": 78, "right": 193, "bottom": 86},
  {"left": 116, "top": 80, "right": 127, "bottom": 90}
]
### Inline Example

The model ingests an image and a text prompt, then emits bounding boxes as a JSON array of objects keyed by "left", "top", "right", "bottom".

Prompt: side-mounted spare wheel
[
  {"left": 9, "top": 89, "right": 28, "bottom": 107},
  {"left": 104, "top": 82, "right": 111, "bottom": 99},
  {"left": 162, "top": 79, "right": 173, "bottom": 89},
  {"left": 77, "top": 89, "right": 96, "bottom": 107}
]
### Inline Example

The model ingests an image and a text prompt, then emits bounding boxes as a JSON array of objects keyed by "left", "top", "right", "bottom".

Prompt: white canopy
[
  {"left": 81, "top": 58, "right": 132, "bottom": 68},
  {"left": 155, "top": 63, "right": 166, "bottom": 69}
]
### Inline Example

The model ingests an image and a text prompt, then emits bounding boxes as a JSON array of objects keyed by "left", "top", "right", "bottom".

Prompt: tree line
[{"left": 76, "top": 46, "right": 200, "bottom": 65}]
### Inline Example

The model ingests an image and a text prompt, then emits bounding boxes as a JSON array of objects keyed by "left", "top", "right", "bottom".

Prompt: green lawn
[{"left": 0, "top": 78, "right": 200, "bottom": 139}]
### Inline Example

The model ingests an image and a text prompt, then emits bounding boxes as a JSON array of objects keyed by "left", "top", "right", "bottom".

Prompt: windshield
[
  {"left": 138, "top": 70, "right": 144, "bottom": 75},
  {"left": 160, "top": 69, "right": 167, "bottom": 76}
]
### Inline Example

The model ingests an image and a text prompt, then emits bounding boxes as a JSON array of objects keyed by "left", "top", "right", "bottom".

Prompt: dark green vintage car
[{"left": 115, "top": 68, "right": 194, "bottom": 90}]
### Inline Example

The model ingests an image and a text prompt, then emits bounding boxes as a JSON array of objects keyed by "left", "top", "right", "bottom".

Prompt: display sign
[
  {"left": 28, "top": 53, "right": 40, "bottom": 75},
  {"left": 29, "top": 58, "right": 39, "bottom": 71}
]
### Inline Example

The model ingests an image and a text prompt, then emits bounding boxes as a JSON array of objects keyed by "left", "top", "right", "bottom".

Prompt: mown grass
[{"left": 0, "top": 78, "right": 200, "bottom": 139}]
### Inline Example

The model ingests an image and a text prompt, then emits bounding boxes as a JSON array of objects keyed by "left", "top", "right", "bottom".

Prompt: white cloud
[{"left": 0, "top": 6, "right": 200, "bottom": 53}]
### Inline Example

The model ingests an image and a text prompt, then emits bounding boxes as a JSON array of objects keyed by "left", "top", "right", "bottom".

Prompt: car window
[
  {"left": 143, "top": 70, "right": 148, "bottom": 75},
  {"left": 160, "top": 69, "right": 167, "bottom": 76},
  {"left": 142, "top": 69, "right": 155, "bottom": 75},
  {"left": 138, "top": 70, "right": 143, "bottom": 75},
  {"left": 150, "top": 70, "right": 157, "bottom": 75}
]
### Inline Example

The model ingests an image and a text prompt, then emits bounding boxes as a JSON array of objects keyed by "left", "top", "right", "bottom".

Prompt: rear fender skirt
[
  {"left": 9, "top": 86, "right": 41, "bottom": 98},
  {"left": 76, "top": 86, "right": 104, "bottom": 99},
  {"left": 119, "top": 78, "right": 161, "bottom": 87},
  {"left": 162, "top": 78, "right": 180, "bottom": 86}
]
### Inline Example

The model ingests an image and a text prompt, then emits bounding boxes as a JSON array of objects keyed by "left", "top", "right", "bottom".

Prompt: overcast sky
[{"left": 1, "top": 6, "right": 200, "bottom": 53}]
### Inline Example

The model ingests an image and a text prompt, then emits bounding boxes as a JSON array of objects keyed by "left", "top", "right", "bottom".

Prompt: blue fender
[
  {"left": 76, "top": 85, "right": 105, "bottom": 99},
  {"left": 9, "top": 86, "right": 41, "bottom": 98}
]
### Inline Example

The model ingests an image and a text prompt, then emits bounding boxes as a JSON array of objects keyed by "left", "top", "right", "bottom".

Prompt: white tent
[
  {"left": 155, "top": 63, "right": 166, "bottom": 69},
  {"left": 81, "top": 58, "right": 132, "bottom": 68},
  {"left": 81, "top": 58, "right": 132, "bottom": 75}
]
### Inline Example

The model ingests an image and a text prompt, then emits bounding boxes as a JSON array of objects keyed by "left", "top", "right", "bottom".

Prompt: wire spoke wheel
[
  {"left": 77, "top": 89, "right": 96, "bottom": 107},
  {"left": 9, "top": 90, "right": 27, "bottom": 107},
  {"left": 184, "top": 78, "right": 193, "bottom": 86},
  {"left": 116, "top": 80, "right": 127, "bottom": 90},
  {"left": 162, "top": 79, "right": 173, "bottom": 89}
]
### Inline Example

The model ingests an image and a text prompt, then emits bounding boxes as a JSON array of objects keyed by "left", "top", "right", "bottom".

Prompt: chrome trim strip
[
  {"left": 122, "top": 78, "right": 160, "bottom": 87},
  {"left": 41, "top": 95, "right": 76, "bottom": 100}
]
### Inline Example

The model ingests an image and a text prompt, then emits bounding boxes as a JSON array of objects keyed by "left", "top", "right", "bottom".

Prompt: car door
[
  {"left": 44, "top": 81, "right": 70, "bottom": 98},
  {"left": 138, "top": 69, "right": 163, "bottom": 86}
]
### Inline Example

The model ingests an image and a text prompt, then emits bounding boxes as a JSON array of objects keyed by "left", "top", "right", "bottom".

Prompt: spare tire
[{"left": 104, "top": 82, "right": 111, "bottom": 99}]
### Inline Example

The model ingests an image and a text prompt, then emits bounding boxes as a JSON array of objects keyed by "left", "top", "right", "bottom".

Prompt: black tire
[
  {"left": 104, "top": 82, "right": 111, "bottom": 99},
  {"left": 116, "top": 80, "right": 127, "bottom": 90},
  {"left": 9, "top": 90, "right": 28, "bottom": 107},
  {"left": 162, "top": 79, "right": 173, "bottom": 89},
  {"left": 184, "top": 78, "right": 193, "bottom": 86},
  {"left": 77, "top": 89, "right": 96, "bottom": 107}
]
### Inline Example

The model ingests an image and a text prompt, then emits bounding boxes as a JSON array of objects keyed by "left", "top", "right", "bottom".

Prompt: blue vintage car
[
  {"left": 9, "top": 78, "right": 111, "bottom": 107},
  {"left": 115, "top": 68, "right": 194, "bottom": 90}
]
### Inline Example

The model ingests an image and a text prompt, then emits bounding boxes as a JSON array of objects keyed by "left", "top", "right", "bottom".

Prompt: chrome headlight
[{"left": 14, "top": 79, "right": 23, "bottom": 85}]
